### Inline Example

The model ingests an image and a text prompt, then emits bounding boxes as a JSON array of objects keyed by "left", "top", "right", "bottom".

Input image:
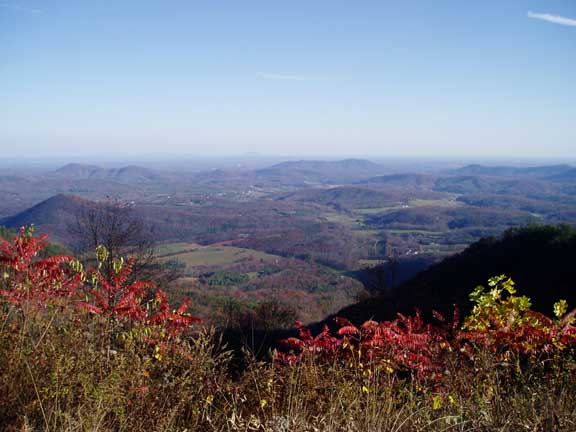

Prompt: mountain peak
[
  {"left": 51, "top": 163, "right": 107, "bottom": 178},
  {"left": 0, "top": 194, "right": 92, "bottom": 243}
]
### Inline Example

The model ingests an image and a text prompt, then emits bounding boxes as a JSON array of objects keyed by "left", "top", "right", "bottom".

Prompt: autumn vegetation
[{"left": 2, "top": 228, "right": 576, "bottom": 431}]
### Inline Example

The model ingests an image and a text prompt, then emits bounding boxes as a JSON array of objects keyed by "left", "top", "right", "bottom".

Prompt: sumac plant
[
  {"left": 0, "top": 228, "right": 201, "bottom": 357},
  {"left": 276, "top": 275, "right": 576, "bottom": 382},
  {"left": 460, "top": 275, "right": 576, "bottom": 359},
  {"left": 276, "top": 312, "right": 457, "bottom": 381},
  {"left": 0, "top": 226, "right": 82, "bottom": 307}
]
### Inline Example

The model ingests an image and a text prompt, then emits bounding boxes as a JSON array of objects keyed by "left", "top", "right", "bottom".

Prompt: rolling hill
[
  {"left": 276, "top": 186, "right": 409, "bottom": 209},
  {"left": 548, "top": 167, "right": 576, "bottom": 183},
  {"left": 256, "top": 159, "right": 388, "bottom": 184},
  {"left": 451, "top": 163, "right": 574, "bottom": 178},
  {"left": 0, "top": 194, "right": 93, "bottom": 243},
  {"left": 361, "top": 173, "right": 435, "bottom": 189},
  {"left": 433, "top": 175, "right": 556, "bottom": 195},
  {"left": 49, "top": 163, "right": 159, "bottom": 182},
  {"left": 51, "top": 163, "right": 109, "bottom": 178}
]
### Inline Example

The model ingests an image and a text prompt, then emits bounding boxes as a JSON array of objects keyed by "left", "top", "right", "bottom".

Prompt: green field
[
  {"left": 352, "top": 198, "right": 461, "bottom": 215},
  {"left": 323, "top": 212, "right": 364, "bottom": 227},
  {"left": 353, "top": 206, "right": 404, "bottom": 215},
  {"left": 386, "top": 229, "right": 445, "bottom": 236},
  {"left": 155, "top": 242, "right": 201, "bottom": 256},
  {"left": 157, "top": 243, "right": 279, "bottom": 268},
  {"left": 407, "top": 198, "right": 462, "bottom": 208}
]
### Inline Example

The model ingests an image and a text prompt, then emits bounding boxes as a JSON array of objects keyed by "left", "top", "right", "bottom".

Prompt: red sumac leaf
[{"left": 337, "top": 325, "right": 360, "bottom": 336}]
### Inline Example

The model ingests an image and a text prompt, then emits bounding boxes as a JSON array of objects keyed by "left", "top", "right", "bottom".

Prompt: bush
[{"left": 2, "top": 229, "right": 576, "bottom": 431}]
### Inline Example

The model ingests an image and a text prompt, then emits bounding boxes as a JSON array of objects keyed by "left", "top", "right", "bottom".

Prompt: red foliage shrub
[
  {"left": 0, "top": 227, "right": 82, "bottom": 306},
  {"left": 276, "top": 276, "right": 576, "bottom": 383},
  {"left": 0, "top": 228, "right": 201, "bottom": 350},
  {"left": 277, "top": 311, "right": 456, "bottom": 381}
]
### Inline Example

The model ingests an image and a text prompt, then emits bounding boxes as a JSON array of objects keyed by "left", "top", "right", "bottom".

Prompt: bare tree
[{"left": 70, "top": 198, "right": 179, "bottom": 286}]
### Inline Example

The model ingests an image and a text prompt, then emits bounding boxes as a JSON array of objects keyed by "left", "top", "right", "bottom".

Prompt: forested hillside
[{"left": 333, "top": 224, "right": 576, "bottom": 324}]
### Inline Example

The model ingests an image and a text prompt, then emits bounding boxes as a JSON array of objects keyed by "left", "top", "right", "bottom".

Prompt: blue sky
[{"left": 0, "top": 0, "right": 575, "bottom": 158}]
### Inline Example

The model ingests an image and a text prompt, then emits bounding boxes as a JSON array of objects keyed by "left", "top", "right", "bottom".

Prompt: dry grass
[{"left": 2, "top": 301, "right": 576, "bottom": 432}]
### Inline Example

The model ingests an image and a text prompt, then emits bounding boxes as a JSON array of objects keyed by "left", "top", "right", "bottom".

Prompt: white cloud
[
  {"left": 258, "top": 73, "right": 326, "bottom": 82},
  {"left": 527, "top": 11, "right": 576, "bottom": 27}
]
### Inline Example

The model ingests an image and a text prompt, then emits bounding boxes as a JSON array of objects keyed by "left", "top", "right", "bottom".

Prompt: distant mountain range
[
  {"left": 451, "top": 163, "right": 574, "bottom": 178},
  {"left": 361, "top": 173, "right": 434, "bottom": 189},
  {"left": 434, "top": 175, "right": 555, "bottom": 195},
  {"left": 276, "top": 185, "right": 441, "bottom": 209},
  {"left": 2, "top": 160, "right": 576, "bottom": 249},
  {"left": 261, "top": 158, "right": 384, "bottom": 172},
  {"left": 50, "top": 163, "right": 160, "bottom": 182},
  {"left": 256, "top": 159, "right": 388, "bottom": 184},
  {"left": 0, "top": 163, "right": 164, "bottom": 219},
  {"left": 548, "top": 168, "right": 576, "bottom": 183}
]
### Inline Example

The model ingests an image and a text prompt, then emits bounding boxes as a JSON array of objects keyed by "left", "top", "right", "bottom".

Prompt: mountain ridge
[
  {"left": 49, "top": 163, "right": 159, "bottom": 182},
  {"left": 0, "top": 194, "right": 93, "bottom": 243}
]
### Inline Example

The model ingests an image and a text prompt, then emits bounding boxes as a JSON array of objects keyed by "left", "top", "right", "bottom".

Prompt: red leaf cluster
[
  {"left": 276, "top": 303, "right": 576, "bottom": 381},
  {"left": 78, "top": 261, "right": 201, "bottom": 340},
  {"left": 277, "top": 311, "right": 455, "bottom": 380},
  {"left": 0, "top": 228, "right": 82, "bottom": 306},
  {"left": 148, "top": 290, "right": 202, "bottom": 337},
  {"left": 0, "top": 229, "right": 201, "bottom": 345},
  {"left": 460, "top": 310, "right": 576, "bottom": 357}
]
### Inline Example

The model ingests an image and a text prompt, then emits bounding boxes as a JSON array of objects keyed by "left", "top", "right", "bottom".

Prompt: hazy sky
[{"left": 1, "top": 1, "right": 575, "bottom": 158}]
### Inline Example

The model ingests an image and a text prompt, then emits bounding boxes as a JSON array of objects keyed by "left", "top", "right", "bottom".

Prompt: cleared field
[
  {"left": 352, "top": 199, "right": 461, "bottom": 215},
  {"left": 322, "top": 212, "right": 364, "bottom": 227},
  {"left": 407, "top": 198, "right": 462, "bottom": 208},
  {"left": 386, "top": 229, "right": 445, "bottom": 235},
  {"left": 158, "top": 244, "right": 279, "bottom": 268},
  {"left": 353, "top": 206, "right": 405, "bottom": 215},
  {"left": 156, "top": 242, "right": 202, "bottom": 256}
]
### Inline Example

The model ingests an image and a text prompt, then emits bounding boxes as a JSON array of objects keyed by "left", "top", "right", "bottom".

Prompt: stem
[
  {"left": 25, "top": 358, "right": 49, "bottom": 430},
  {"left": 33, "top": 309, "right": 58, "bottom": 351}
]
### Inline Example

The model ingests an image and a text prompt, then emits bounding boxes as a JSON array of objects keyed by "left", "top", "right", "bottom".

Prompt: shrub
[{"left": 2, "top": 229, "right": 576, "bottom": 431}]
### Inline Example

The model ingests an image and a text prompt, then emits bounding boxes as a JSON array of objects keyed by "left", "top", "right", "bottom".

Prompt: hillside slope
[
  {"left": 333, "top": 224, "right": 576, "bottom": 324},
  {"left": 0, "top": 194, "right": 93, "bottom": 243}
]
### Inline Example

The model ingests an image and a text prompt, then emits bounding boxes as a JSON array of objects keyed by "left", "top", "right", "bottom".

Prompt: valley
[{"left": 2, "top": 157, "right": 576, "bottom": 325}]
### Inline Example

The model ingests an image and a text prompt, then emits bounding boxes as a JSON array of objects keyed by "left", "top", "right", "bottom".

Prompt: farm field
[
  {"left": 157, "top": 243, "right": 280, "bottom": 269},
  {"left": 155, "top": 242, "right": 202, "bottom": 256},
  {"left": 322, "top": 212, "right": 364, "bottom": 227},
  {"left": 386, "top": 229, "right": 445, "bottom": 235},
  {"left": 352, "top": 198, "right": 462, "bottom": 215}
]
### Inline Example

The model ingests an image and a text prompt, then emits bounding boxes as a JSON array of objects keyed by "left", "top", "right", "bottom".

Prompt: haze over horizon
[{"left": 1, "top": 1, "right": 575, "bottom": 158}]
